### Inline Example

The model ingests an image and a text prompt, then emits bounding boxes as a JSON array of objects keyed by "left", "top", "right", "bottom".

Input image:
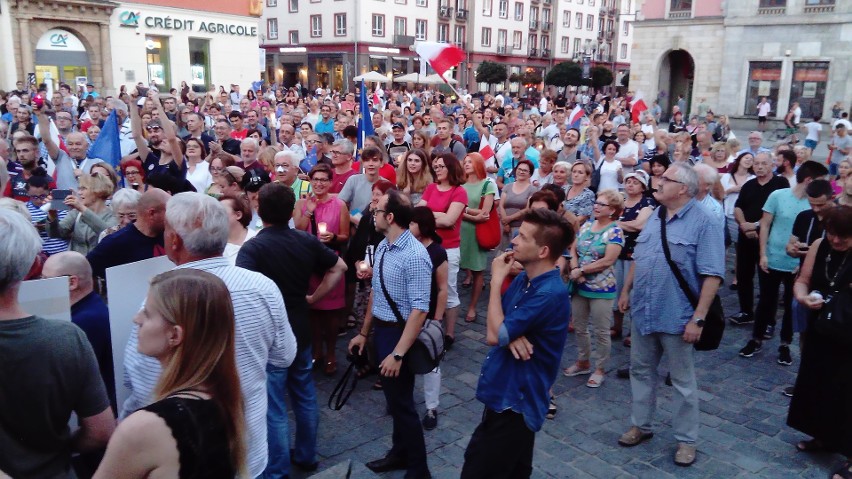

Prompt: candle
[
  {"left": 358, "top": 261, "right": 369, "bottom": 272},
  {"left": 317, "top": 222, "right": 328, "bottom": 235}
]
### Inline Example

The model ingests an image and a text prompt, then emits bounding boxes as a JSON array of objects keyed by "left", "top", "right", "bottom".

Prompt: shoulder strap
[
  {"left": 378, "top": 248, "right": 405, "bottom": 323},
  {"left": 658, "top": 206, "right": 699, "bottom": 308}
]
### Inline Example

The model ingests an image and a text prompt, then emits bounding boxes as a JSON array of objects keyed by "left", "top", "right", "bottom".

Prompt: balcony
[
  {"left": 530, "top": 0, "right": 539, "bottom": 3},
  {"left": 541, "top": 21, "right": 551, "bottom": 31},
  {"left": 456, "top": 8, "right": 468, "bottom": 20},
  {"left": 668, "top": 10, "right": 692, "bottom": 19},
  {"left": 454, "top": 41, "right": 467, "bottom": 49},
  {"left": 757, "top": 6, "right": 786, "bottom": 14},
  {"left": 439, "top": 5, "right": 453, "bottom": 18},
  {"left": 529, "top": 20, "right": 539, "bottom": 29},
  {"left": 803, "top": 4, "right": 834, "bottom": 13},
  {"left": 543, "top": 0, "right": 551, "bottom": 4},
  {"left": 497, "top": 45, "right": 507, "bottom": 54},
  {"left": 605, "top": 29, "right": 614, "bottom": 40},
  {"left": 541, "top": 48, "right": 550, "bottom": 58},
  {"left": 528, "top": 47, "right": 537, "bottom": 57},
  {"left": 393, "top": 35, "right": 415, "bottom": 47}
]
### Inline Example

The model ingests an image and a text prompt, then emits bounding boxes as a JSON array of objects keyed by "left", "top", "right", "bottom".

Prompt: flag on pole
[
  {"left": 357, "top": 80, "right": 375, "bottom": 159},
  {"left": 414, "top": 42, "right": 465, "bottom": 79},
  {"left": 88, "top": 109, "right": 121, "bottom": 169},
  {"left": 568, "top": 105, "right": 585, "bottom": 129},
  {"left": 630, "top": 91, "right": 648, "bottom": 124}
]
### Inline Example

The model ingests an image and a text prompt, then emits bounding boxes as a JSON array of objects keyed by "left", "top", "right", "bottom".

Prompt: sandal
[
  {"left": 831, "top": 460, "right": 852, "bottom": 479},
  {"left": 546, "top": 396, "right": 557, "bottom": 420},
  {"left": 563, "top": 363, "right": 592, "bottom": 377},
  {"left": 796, "top": 439, "right": 824, "bottom": 453},
  {"left": 372, "top": 379, "right": 383, "bottom": 390},
  {"left": 587, "top": 372, "right": 605, "bottom": 388},
  {"left": 465, "top": 312, "right": 478, "bottom": 323}
]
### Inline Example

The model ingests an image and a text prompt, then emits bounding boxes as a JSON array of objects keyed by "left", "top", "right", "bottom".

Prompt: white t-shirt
[
  {"left": 804, "top": 121, "right": 822, "bottom": 142},
  {"left": 720, "top": 172, "right": 755, "bottom": 217},
  {"left": 186, "top": 160, "right": 213, "bottom": 193},
  {"left": 539, "top": 97, "right": 548, "bottom": 114},
  {"left": 758, "top": 102, "right": 771, "bottom": 116},
  {"left": 597, "top": 158, "right": 622, "bottom": 192},
  {"left": 614, "top": 139, "right": 640, "bottom": 175}
]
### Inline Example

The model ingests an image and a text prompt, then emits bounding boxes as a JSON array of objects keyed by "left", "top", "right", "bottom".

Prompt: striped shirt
[
  {"left": 121, "top": 256, "right": 297, "bottom": 478},
  {"left": 371, "top": 230, "right": 432, "bottom": 323},
  {"left": 26, "top": 202, "right": 69, "bottom": 255}
]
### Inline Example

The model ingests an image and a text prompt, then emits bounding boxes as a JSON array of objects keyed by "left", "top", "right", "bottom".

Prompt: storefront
[
  {"left": 34, "top": 29, "right": 92, "bottom": 96},
  {"left": 110, "top": 3, "right": 262, "bottom": 93}
]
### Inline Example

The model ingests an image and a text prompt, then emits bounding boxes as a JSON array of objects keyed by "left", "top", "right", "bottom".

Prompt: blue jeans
[{"left": 264, "top": 346, "right": 319, "bottom": 479}]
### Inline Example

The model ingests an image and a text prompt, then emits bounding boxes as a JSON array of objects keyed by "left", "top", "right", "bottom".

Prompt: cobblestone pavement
[{"left": 280, "top": 257, "right": 843, "bottom": 479}]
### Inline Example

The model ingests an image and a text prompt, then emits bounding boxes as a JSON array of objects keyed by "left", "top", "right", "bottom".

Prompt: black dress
[
  {"left": 787, "top": 241, "right": 852, "bottom": 457},
  {"left": 142, "top": 395, "right": 235, "bottom": 479}
]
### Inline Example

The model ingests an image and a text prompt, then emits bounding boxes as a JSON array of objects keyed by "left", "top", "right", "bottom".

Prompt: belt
[{"left": 374, "top": 319, "right": 403, "bottom": 328}]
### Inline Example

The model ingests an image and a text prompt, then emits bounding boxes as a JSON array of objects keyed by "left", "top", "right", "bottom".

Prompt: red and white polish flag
[{"left": 414, "top": 42, "right": 466, "bottom": 79}]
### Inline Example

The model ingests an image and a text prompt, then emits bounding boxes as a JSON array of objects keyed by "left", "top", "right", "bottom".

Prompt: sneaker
[
  {"left": 546, "top": 396, "right": 557, "bottom": 419},
  {"left": 763, "top": 324, "right": 775, "bottom": 340},
  {"left": 616, "top": 368, "right": 630, "bottom": 379},
  {"left": 728, "top": 312, "right": 754, "bottom": 325},
  {"left": 778, "top": 345, "right": 793, "bottom": 366},
  {"left": 444, "top": 335, "right": 454, "bottom": 351},
  {"left": 422, "top": 409, "right": 438, "bottom": 430},
  {"left": 739, "top": 339, "right": 762, "bottom": 358},
  {"left": 782, "top": 386, "right": 795, "bottom": 397}
]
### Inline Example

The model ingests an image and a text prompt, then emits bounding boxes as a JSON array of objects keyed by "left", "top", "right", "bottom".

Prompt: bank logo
[
  {"left": 120, "top": 11, "right": 141, "bottom": 27},
  {"left": 49, "top": 33, "right": 68, "bottom": 47}
]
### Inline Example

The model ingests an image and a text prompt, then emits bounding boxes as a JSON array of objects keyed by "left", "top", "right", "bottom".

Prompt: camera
[{"left": 347, "top": 345, "right": 368, "bottom": 368}]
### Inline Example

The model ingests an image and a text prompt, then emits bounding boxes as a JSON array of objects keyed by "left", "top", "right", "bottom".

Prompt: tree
[
  {"left": 508, "top": 73, "right": 521, "bottom": 83},
  {"left": 620, "top": 71, "right": 630, "bottom": 88},
  {"left": 476, "top": 61, "right": 508, "bottom": 91},
  {"left": 590, "top": 66, "right": 614, "bottom": 90},
  {"left": 521, "top": 70, "right": 543, "bottom": 85},
  {"left": 545, "top": 61, "right": 583, "bottom": 88}
]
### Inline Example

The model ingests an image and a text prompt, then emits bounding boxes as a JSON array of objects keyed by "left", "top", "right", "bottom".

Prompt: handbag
[
  {"left": 475, "top": 180, "right": 501, "bottom": 250},
  {"left": 378, "top": 249, "right": 445, "bottom": 374},
  {"left": 590, "top": 158, "right": 604, "bottom": 193},
  {"left": 813, "top": 250, "right": 852, "bottom": 344},
  {"left": 658, "top": 206, "right": 725, "bottom": 351}
]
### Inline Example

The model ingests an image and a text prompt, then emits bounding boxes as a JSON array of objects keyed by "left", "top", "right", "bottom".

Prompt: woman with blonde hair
[
  {"left": 94, "top": 269, "right": 246, "bottom": 479},
  {"left": 90, "top": 163, "right": 121, "bottom": 193},
  {"left": 397, "top": 148, "right": 434, "bottom": 204},
  {"left": 48, "top": 173, "right": 117, "bottom": 255},
  {"left": 411, "top": 130, "right": 432, "bottom": 157}
]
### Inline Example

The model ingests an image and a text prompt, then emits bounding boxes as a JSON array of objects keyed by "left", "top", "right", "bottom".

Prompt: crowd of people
[{"left": 1, "top": 77, "right": 852, "bottom": 479}]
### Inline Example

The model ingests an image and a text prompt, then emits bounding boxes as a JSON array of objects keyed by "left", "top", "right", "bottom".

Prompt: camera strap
[{"left": 328, "top": 357, "right": 360, "bottom": 411}]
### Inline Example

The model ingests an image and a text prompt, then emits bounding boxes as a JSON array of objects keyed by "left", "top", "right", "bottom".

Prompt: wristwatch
[
  {"left": 753, "top": 221, "right": 760, "bottom": 230},
  {"left": 392, "top": 352, "right": 404, "bottom": 361},
  {"left": 693, "top": 317, "right": 706, "bottom": 328}
]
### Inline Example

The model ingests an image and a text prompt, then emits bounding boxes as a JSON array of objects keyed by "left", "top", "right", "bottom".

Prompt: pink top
[
  {"left": 302, "top": 196, "right": 345, "bottom": 310},
  {"left": 421, "top": 183, "right": 468, "bottom": 249}
]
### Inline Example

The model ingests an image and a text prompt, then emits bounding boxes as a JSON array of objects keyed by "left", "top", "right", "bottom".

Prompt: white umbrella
[
  {"left": 353, "top": 71, "right": 391, "bottom": 83},
  {"left": 393, "top": 72, "right": 422, "bottom": 83},
  {"left": 423, "top": 73, "right": 458, "bottom": 85}
]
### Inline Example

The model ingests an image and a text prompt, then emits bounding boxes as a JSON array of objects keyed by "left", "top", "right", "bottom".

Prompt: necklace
[{"left": 825, "top": 250, "right": 850, "bottom": 289}]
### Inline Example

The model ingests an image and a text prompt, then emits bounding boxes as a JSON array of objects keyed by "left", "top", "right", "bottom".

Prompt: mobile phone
[{"left": 50, "top": 189, "right": 71, "bottom": 211}]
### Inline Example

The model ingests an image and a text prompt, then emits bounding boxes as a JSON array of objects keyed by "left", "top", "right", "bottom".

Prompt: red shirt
[
  {"left": 420, "top": 183, "right": 468, "bottom": 249},
  {"left": 351, "top": 162, "right": 397, "bottom": 184},
  {"left": 230, "top": 129, "right": 248, "bottom": 140},
  {"left": 331, "top": 168, "right": 357, "bottom": 194}
]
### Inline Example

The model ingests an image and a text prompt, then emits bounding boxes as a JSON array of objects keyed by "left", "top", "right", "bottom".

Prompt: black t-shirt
[
  {"left": 734, "top": 175, "right": 790, "bottom": 223},
  {"left": 791, "top": 209, "right": 825, "bottom": 264},
  {"left": 86, "top": 223, "right": 165, "bottom": 279},
  {"left": 143, "top": 150, "right": 187, "bottom": 180},
  {"left": 426, "top": 241, "right": 448, "bottom": 320},
  {"left": 221, "top": 138, "right": 242, "bottom": 156},
  {"left": 619, "top": 196, "right": 657, "bottom": 260},
  {"left": 236, "top": 225, "right": 339, "bottom": 350}
]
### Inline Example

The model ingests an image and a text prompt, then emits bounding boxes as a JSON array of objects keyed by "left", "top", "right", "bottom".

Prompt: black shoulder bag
[
  {"left": 658, "top": 206, "right": 725, "bottom": 351},
  {"left": 377, "top": 248, "right": 445, "bottom": 374},
  {"left": 590, "top": 157, "right": 604, "bottom": 193}
]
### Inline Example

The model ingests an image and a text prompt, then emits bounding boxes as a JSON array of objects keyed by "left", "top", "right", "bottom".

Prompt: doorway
[{"left": 658, "top": 49, "right": 695, "bottom": 121}]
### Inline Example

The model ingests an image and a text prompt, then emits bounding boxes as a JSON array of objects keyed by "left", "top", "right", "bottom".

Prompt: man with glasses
[
  {"left": 54, "top": 110, "right": 75, "bottom": 138},
  {"left": 329, "top": 139, "right": 357, "bottom": 194},
  {"left": 24, "top": 173, "right": 68, "bottom": 254},
  {"left": 617, "top": 163, "right": 724, "bottom": 467},
  {"left": 210, "top": 119, "right": 243, "bottom": 157},
  {"left": 738, "top": 131, "right": 771, "bottom": 157},
  {"left": 315, "top": 106, "right": 335, "bottom": 134}
]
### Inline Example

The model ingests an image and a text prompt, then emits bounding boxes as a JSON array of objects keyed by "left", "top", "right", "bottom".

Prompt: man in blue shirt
[
  {"left": 617, "top": 163, "right": 725, "bottom": 467},
  {"left": 349, "top": 190, "right": 432, "bottom": 479},
  {"left": 314, "top": 105, "right": 335, "bottom": 134},
  {"left": 461, "top": 209, "right": 574, "bottom": 479}
]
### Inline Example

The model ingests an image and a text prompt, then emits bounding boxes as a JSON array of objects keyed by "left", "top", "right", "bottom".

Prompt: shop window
[
  {"left": 743, "top": 61, "right": 781, "bottom": 117},
  {"left": 146, "top": 36, "right": 170, "bottom": 89},
  {"left": 790, "top": 62, "right": 829, "bottom": 119},
  {"left": 189, "top": 38, "right": 210, "bottom": 92}
]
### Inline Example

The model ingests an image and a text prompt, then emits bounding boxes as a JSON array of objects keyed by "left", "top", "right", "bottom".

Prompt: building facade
[
  {"left": 631, "top": 0, "right": 848, "bottom": 121},
  {"left": 0, "top": 0, "right": 261, "bottom": 94},
  {"left": 261, "top": 0, "right": 634, "bottom": 94}
]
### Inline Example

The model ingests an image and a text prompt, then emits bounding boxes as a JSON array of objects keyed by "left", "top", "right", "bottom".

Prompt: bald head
[
  {"left": 138, "top": 187, "right": 170, "bottom": 212},
  {"left": 136, "top": 187, "right": 169, "bottom": 233},
  {"left": 42, "top": 251, "right": 93, "bottom": 292}
]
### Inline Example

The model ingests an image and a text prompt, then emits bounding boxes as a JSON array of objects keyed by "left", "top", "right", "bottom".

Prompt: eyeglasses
[
  {"left": 210, "top": 166, "right": 225, "bottom": 173},
  {"left": 125, "top": 170, "right": 140, "bottom": 176},
  {"left": 311, "top": 177, "right": 330, "bottom": 183},
  {"left": 374, "top": 209, "right": 388, "bottom": 216},
  {"left": 117, "top": 212, "right": 138, "bottom": 221},
  {"left": 146, "top": 126, "right": 162, "bottom": 131},
  {"left": 516, "top": 168, "right": 531, "bottom": 174},
  {"left": 330, "top": 151, "right": 348, "bottom": 156},
  {"left": 433, "top": 164, "right": 447, "bottom": 170},
  {"left": 593, "top": 201, "right": 611, "bottom": 207},
  {"left": 659, "top": 177, "right": 684, "bottom": 185},
  {"left": 305, "top": 139, "right": 320, "bottom": 144},
  {"left": 29, "top": 194, "right": 48, "bottom": 200}
]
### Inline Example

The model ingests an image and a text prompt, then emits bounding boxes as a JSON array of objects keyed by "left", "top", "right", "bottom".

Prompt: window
[
  {"left": 289, "top": 0, "right": 298, "bottom": 11},
  {"left": 514, "top": 2, "right": 523, "bottom": 20},
  {"left": 530, "top": 6, "right": 538, "bottom": 21},
  {"left": 482, "top": 27, "right": 491, "bottom": 46},
  {"left": 289, "top": 30, "right": 299, "bottom": 44},
  {"left": 541, "top": 35, "right": 549, "bottom": 50},
  {"left": 416, "top": 0, "right": 427, "bottom": 5},
  {"left": 513, "top": 31, "right": 522, "bottom": 49},
  {"left": 188, "top": 38, "right": 209, "bottom": 90},
  {"left": 456, "top": 0, "right": 467, "bottom": 9},
  {"left": 145, "top": 36, "right": 170, "bottom": 89},
  {"left": 620, "top": 43, "right": 627, "bottom": 58},
  {"left": 335, "top": 13, "right": 347, "bottom": 36},
  {"left": 498, "top": 0, "right": 508, "bottom": 18},
  {"left": 396, "top": 0, "right": 407, "bottom": 3},
  {"left": 586, "top": 14, "right": 594, "bottom": 30},
  {"left": 573, "top": 37, "right": 581, "bottom": 54},
  {"left": 561, "top": 36, "right": 569, "bottom": 53},
  {"left": 599, "top": 17, "right": 604, "bottom": 32},
  {"left": 563, "top": 10, "right": 571, "bottom": 26},
  {"left": 542, "top": 9, "right": 551, "bottom": 23},
  {"left": 670, "top": 0, "right": 691, "bottom": 11},
  {"left": 790, "top": 62, "right": 829, "bottom": 118},
  {"left": 372, "top": 14, "right": 385, "bottom": 36},
  {"left": 744, "top": 61, "right": 781, "bottom": 117},
  {"left": 498, "top": 29, "right": 507, "bottom": 48},
  {"left": 575, "top": 13, "right": 582, "bottom": 29},
  {"left": 454, "top": 25, "right": 465, "bottom": 46},
  {"left": 805, "top": 0, "right": 834, "bottom": 4},
  {"left": 394, "top": 17, "right": 407, "bottom": 36},
  {"left": 438, "top": 23, "right": 449, "bottom": 42},
  {"left": 310, "top": 15, "right": 321, "bottom": 37},
  {"left": 267, "top": 18, "right": 279, "bottom": 39},
  {"left": 759, "top": 0, "right": 785, "bottom": 6},
  {"left": 415, "top": 19, "right": 427, "bottom": 40},
  {"left": 529, "top": 34, "right": 537, "bottom": 51},
  {"left": 267, "top": 0, "right": 277, "bottom": 6},
  {"left": 483, "top": 0, "right": 492, "bottom": 16},
  {"left": 623, "top": 21, "right": 629, "bottom": 35}
]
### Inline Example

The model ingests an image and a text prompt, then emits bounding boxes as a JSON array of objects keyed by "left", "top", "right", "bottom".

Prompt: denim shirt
[
  {"left": 631, "top": 200, "right": 726, "bottom": 335},
  {"left": 475, "top": 268, "right": 571, "bottom": 432}
]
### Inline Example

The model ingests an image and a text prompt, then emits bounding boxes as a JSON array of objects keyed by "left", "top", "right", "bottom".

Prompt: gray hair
[
  {"left": 241, "top": 137, "right": 259, "bottom": 150},
  {"left": 6, "top": 96, "right": 20, "bottom": 107},
  {"left": 0, "top": 197, "right": 31, "bottom": 221},
  {"left": 693, "top": 163, "right": 719, "bottom": 186},
  {"left": 755, "top": 151, "right": 773, "bottom": 163},
  {"left": 0, "top": 208, "right": 42, "bottom": 293},
  {"left": 111, "top": 188, "right": 142, "bottom": 211},
  {"left": 165, "top": 192, "right": 229, "bottom": 257},
  {"left": 333, "top": 138, "right": 354, "bottom": 155},
  {"left": 668, "top": 163, "right": 699, "bottom": 198},
  {"left": 110, "top": 99, "right": 128, "bottom": 115},
  {"left": 274, "top": 149, "right": 301, "bottom": 167},
  {"left": 552, "top": 161, "right": 572, "bottom": 173},
  {"left": 511, "top": 136, "right": 529, "bottom": 148}
]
